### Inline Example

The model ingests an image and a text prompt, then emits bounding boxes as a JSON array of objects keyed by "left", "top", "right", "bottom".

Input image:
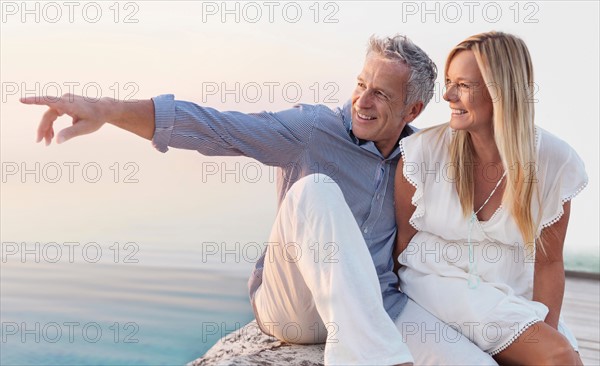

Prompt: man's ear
[{"left": 402, "top": 101, "right": 424, "bottom": 124}]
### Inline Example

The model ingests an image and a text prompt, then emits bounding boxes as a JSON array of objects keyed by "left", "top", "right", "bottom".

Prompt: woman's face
[{"left": 443, "top": 50, "right": 494, "bottom": 134}]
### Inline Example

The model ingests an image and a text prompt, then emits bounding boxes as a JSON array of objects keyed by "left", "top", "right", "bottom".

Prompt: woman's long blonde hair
[{"left": 447, "top": 31, "right": 539, "bottom": 248}]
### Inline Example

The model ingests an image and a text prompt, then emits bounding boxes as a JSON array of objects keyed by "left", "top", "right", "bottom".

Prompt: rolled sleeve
[
  {"left": 148, "top": 94, "right": 317, "bottom": 167},
  {"left": 151, "top": 94, "right": 176, "bottom": 153}
]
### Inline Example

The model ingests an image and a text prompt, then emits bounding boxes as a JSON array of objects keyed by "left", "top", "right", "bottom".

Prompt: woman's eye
[{"left": 459, "top": 83, "right": 470, "bottom": 89}]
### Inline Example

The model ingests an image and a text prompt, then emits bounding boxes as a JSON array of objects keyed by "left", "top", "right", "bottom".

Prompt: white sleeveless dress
[{"left": 398, "top": 126, "right": 588, "bottom": 355}]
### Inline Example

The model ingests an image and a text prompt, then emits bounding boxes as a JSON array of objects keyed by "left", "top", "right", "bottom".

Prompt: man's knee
[
  {"left": 286, "top": 174, "right": 341, "bottom": 202},
  {"left": 280, "top": 173, "right": 345, "bottom": 226}
]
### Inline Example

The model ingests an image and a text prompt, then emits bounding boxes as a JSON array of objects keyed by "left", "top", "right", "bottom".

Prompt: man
[{"left": 22, "top": 35, "right": 496, "bottom": 365}]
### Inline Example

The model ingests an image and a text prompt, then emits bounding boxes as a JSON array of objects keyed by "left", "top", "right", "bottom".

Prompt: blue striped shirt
[{"left": 151, "top": 94, "right": 414, "bottom": 321}]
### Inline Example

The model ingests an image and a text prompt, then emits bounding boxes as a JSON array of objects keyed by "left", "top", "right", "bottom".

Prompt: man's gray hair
[{"left": 368, "top": 34, "right": 437, "bottom": 108}]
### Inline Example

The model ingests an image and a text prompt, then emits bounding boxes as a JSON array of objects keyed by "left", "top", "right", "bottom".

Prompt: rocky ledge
[{"left": 188, "top": 320, "right": 325, "bottom": 366}]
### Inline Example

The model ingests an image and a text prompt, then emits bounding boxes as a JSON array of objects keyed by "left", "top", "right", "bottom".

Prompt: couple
[{"left": 22, "top": 31, "right": 587, "bottom": 365}]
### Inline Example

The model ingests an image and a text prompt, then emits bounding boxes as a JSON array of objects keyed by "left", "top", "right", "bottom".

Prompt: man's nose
[{"left": 356, "top": 90, "right": 373, "bottom": 109}]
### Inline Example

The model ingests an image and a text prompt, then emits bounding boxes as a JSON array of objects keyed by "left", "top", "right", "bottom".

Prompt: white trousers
[
  {"left": 396, "top": 298, "right": 497, "bottom": 365},
  {"left": 254, "top": 174, "right": 497, "bottom": 365}
]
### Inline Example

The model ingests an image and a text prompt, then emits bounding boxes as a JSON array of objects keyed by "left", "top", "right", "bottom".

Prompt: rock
[{"left": 188, "top": 320, "right": 325, "bottom": 366}]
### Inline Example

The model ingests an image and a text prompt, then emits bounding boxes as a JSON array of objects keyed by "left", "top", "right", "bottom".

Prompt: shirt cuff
[{"left": 151, "top": 94, "right": 176, "bottom": 153}]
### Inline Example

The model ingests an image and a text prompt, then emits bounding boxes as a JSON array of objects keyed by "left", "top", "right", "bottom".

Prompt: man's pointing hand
[{"left": 21, "top": 94, "right": 155, "bottom": 145}]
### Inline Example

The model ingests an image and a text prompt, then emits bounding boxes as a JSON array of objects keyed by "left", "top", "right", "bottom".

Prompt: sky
[{"left": 1, "top": 1, "right": 598, "bottom": 267}]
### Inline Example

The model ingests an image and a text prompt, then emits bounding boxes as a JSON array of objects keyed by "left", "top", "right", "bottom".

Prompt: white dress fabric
[{"left": 398, "top": 126, "right": 588, "bottom": 355}]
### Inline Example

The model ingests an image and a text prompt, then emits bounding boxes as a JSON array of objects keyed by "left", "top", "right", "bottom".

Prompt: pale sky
[{"left": 1, "top": 1, "right": 598, "bottom": 266}]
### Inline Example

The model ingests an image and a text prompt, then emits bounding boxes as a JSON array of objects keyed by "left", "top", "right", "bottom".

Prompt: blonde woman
[{"left": 394, "top": 32, "right": 587, "bottom": 365}]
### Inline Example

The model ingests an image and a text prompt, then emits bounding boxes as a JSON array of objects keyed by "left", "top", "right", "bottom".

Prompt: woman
[{"left": 394, "top": 32, "right": 587, "bottom": 365}]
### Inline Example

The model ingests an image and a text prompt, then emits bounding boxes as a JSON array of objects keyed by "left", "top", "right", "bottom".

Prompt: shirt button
[
  {"left": 376, "top": 194, "right": 381, "bottom": 200},
  {"left": 363, "top": 228, "right": 368, "bottom": 234}
]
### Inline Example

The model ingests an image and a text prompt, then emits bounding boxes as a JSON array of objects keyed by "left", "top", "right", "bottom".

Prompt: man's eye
[{"left": 357, "top": 82, "right": 365, "bottom": 88}]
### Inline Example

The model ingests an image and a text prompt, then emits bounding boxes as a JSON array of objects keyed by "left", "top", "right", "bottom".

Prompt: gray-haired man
[{"left": 22, "top": 35, "right": 497, "bottom": 365}]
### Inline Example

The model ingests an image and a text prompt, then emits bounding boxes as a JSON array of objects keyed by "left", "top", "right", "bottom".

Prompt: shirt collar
[{"left": 341, "top": 99, "right": 417, "bottom": 160}]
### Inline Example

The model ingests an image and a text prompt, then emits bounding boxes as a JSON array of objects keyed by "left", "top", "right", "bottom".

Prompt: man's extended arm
[{"left": 21, "top": 93, "right": 315, "bottom": 167}]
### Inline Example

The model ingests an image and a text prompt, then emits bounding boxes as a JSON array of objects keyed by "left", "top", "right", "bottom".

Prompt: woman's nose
[{"left": 443, "top": 83, "right": 457, "bottom": 102}]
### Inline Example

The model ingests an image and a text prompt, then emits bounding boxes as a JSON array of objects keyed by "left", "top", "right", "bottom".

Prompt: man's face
[{"left": 351, "top": 55, "right": 412, "bottom": 157}]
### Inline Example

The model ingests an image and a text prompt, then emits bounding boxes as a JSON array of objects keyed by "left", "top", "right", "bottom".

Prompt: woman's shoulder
[
  {"left": 535, "top": 125, "right": 588, "bottom": 196},
  {"left": 536, "top": 126, "right": 582, "bottom": 166},
  {"left": 400, "top": 123, "right": 451, "bottom": 160},
  {"left": 534, "top": 126, "right": 588, "bottom": 232},
  {"left": 407, "top": 123, "right": 452, "bottom": 141}
]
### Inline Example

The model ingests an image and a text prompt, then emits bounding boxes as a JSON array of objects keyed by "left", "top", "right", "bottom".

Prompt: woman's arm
[
  {"left": 393, "top": 157, "right": 418, "bottom": 274},
  {"left": 533, "top": 201, "right": 571, "bottom": 329}
]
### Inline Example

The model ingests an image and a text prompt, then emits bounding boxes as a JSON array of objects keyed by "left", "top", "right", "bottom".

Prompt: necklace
[{"left": 467, "top": 170, "right": 507, "bottom": 289}]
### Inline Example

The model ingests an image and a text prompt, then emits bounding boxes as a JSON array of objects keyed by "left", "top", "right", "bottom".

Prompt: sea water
[{"left": 1, "top": 259, "right": 254, "bottom": 365}]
